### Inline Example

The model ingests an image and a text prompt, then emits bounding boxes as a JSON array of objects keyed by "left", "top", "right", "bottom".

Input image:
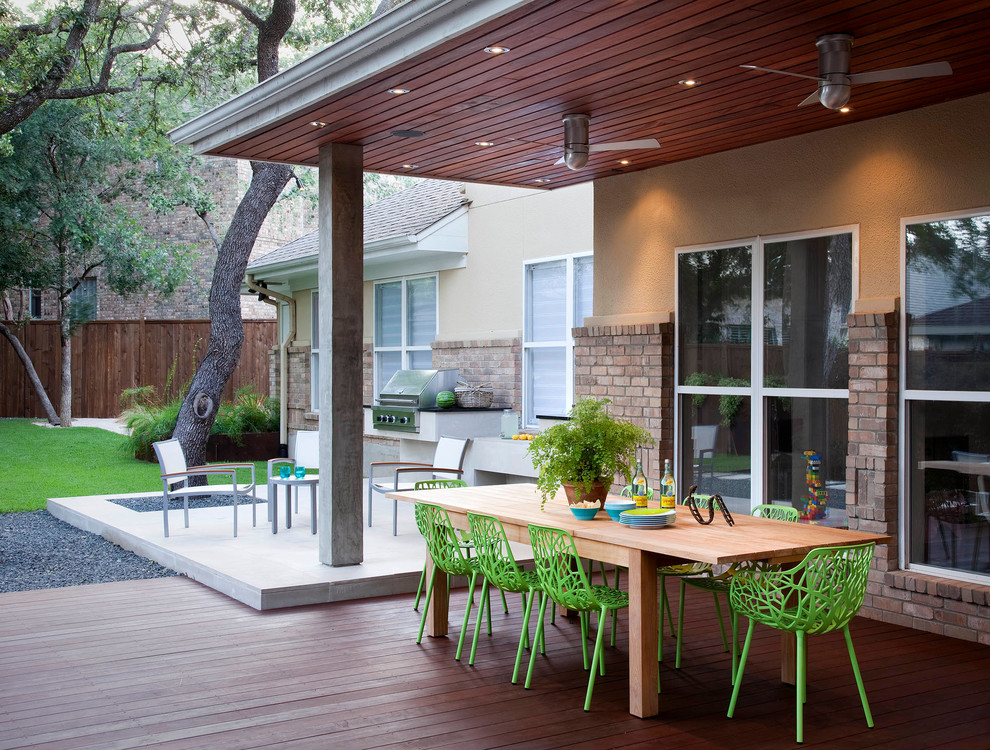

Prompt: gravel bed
[
  {"left": 108, "top": 494, "right": 256, "bottom": 512},
  {"left": 0, "top": 511, "right": 179, "bottom": 593}
]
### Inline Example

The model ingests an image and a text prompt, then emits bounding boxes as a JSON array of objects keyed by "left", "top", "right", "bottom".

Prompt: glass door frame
[
  {"left": 674, "top": 225, "right": 857, "bottom": 511},
  {"left": 898, "top": 206, "right": 990, "bottom": 585}
]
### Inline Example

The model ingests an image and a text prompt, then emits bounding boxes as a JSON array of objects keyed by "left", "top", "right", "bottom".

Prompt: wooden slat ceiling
[{"left": 212, "top": 0, "right": 990, "bottom": 189}]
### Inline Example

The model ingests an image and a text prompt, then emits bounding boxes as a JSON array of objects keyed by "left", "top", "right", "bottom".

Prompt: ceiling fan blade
[
  {"left": 589, "top": 139, "right": 661, "bottom": 152},
  {"left": 848, "top": 61, "right": 953, "bottom": 84},
  {"left": 740, "top": 64, "right": 824, "bottom": 82},
  {"left": 797, "top": 88, "right": 821, "bottom": 108}
]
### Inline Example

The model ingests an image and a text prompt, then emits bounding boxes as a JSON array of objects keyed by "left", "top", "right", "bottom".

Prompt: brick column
[
  {"left": 846, "top": 311, "right": 900, "bottom": 619},
  {"left": 572, "top": 322, "right": 673, "bottom": 483}
]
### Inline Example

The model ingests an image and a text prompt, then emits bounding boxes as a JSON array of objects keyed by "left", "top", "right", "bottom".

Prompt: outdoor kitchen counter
[{"left": 465, "top": 436, "right": 538, "bottom": 485}]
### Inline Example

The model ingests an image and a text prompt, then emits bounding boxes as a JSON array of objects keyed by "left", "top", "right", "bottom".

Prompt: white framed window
[
  {"left": 522, "top": 253, "right": 593, "bottom": 427},
  {"left": 310, "top": 291, "right": 320, "bottom": 410},
  {"left": 675, "top": 228, "right": 855, "bottom": 517},
  {"left": 374, "top": 274, "right": 437, "bottom": 394},
  {"left": 900, "top": 207, "right": 990, "bottom": 585}
]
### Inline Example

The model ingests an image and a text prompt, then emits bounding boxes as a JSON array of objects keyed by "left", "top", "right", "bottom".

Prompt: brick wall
[
  {"left": 847, "top": 310, "right": 990, "bottom": 645},
  {"left": 431, "top": 338, "right": 521, "bottom": 410},
  {"left": 572, "top": 322, "right": 673, "bottom": 485}
]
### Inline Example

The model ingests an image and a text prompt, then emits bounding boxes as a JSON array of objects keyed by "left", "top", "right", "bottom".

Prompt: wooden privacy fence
[{"left": 0, "top": 319, "right": 277, "bottom": 419}]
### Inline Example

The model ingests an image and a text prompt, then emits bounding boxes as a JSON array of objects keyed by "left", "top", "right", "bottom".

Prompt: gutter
[{"left": 246, "top": 274, "right": 296, "bottom": 455}]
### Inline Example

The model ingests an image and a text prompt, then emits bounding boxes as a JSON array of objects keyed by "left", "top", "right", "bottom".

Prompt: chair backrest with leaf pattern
[
  {"left": 414, "top": 502, "right": 474, "bottom": 577},
  {"left": 528, "top": 524, "right": 601, "bottom": 612}
]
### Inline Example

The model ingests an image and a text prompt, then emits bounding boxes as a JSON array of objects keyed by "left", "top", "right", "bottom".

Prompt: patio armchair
[
  {"left": 367, "top": 436, "right": 469, "bottom": 536},
  {"left": 153, "top": 438, "right": 257, "bottom": 538}
]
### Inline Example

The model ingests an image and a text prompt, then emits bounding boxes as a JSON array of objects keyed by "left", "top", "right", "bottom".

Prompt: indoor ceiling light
[
  {"left": 678, "top": 79, "right": 699, "bottom": 87},
  {"left": 387, "top": 87, "right": 410, "bottom": 95},
  {"left": 618, "top": 159, "right": 631, "bottom": 165},
  {"left": 839, "top": 106, "right": 852, "bottom": 113},
  {"left": 310, "top": 121, "right": 327, "bottom": 128},
  {"left": 484, "top": 45, "right": 510, "bottom": 54},
  {"left": 534, "top": 178, "right": 551, "bottom": 183},
  {"left": 401, "top": 164, "right": 418, "bottom": 169},
  {"left": 475, "top": 141, "right": 495, "bottom": 147}
]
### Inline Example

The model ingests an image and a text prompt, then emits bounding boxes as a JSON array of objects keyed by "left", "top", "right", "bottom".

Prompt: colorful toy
[{"left": 800, "top": 450, "right": 828, "bottom": 521}]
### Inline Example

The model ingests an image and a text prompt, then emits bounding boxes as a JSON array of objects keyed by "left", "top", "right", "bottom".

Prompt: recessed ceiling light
[
  {"left": 618, "top": 159, "right": 631, "bottom": 165},
  {"left": 839, "top": 106, "right": 852, "bottom": 113},
  {"left": 401, "top": 164, "right": 418, "bottom": 169},
  {"left": 310, "top": 121, "right": 327, "bottom": 128},
  {"left": 678, "top": 79, "right": 699, "bottom": 87},
  {"left": 475, "top": 141, "right": 495, "bottom": 147},
  {"left": 534, "top": 178, "right": 551, "bottom": 183},
  {"left": 387, "top": 87, "right": 410, "bottom": 95},
  {"left": 484, "top": 45, "right": 510, "bottom": 54}
]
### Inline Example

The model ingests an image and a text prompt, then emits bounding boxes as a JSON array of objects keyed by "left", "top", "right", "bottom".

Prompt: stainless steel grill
[{"left": 372, "top": 369, "right": 459, "bottom": 433}]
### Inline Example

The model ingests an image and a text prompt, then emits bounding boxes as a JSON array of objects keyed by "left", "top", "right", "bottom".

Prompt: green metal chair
[
  {"left": 412, "top": 479, "right": 468, "bottom": 611},
  {"left": 414, "top": 502, "right": 491, "bottom": 661},
  {"left": 675, "top": 501, "right": 800, "bottom": 681},
  {"left": 525, "top": 523, "right": 630, "bottom": 711},
  {"left": 727, "top": 542, "right": 876, "bottom": 743},
  {"left": 466, "top": 512, "right": 548, "bottom": 681}
]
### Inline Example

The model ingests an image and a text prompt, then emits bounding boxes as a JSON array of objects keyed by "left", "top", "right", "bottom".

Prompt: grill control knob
[
  {"left": 399, "top": 417, "right": 409, "bottom": 424},
  {"left": 387, "top": 415, "right": 395, "bottom": 423}
]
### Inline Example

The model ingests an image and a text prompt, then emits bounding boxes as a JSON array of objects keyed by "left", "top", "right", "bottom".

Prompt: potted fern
[{"left": 527, "top": 397, "right": 654, "bottom": 510}]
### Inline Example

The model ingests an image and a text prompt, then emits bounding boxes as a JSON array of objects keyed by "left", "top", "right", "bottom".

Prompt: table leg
[
  {"left": 310, "top": 483, "right": 317, "bottom": 535},
  {"left": 628, "top": 550, "right": 659, "bottom": 718},
  {"left": 424, "top": 553, "right": 449, "bottom": 638},
  {"left": 285, "top": 487, "right": 292, "bottom": 529},
  {"left": 781, "top": 633, "right": 797, "bottom": 684}
]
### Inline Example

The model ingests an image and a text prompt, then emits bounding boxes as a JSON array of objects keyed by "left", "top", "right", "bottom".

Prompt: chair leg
[
  {"left": 843, "top": 624, "right": 875, "bottom": 729},
  {"left": 366, "top": 476, "right": 373, "bottom": 528},
  {"left": 675, "top": 579, "right": 686, "bottom": 669},
  {"left": 162, "top": 493, "right": 170, "bottom": 537},
  {"left": 584, "top": 605, "right": 609, "bottom": 711},
  {"left": 456, "top": 571, "right": 479, "bottom": 660},
  {"left": 183, "top": 498, "right": 190, "bottom": 529},
  {"left": 712, "top": 591, "right": 728, "bottom": 652},
  {"left": 413, "top": 562, "right": 427, "bottom": 611},
  {"left": 658, "top": 575, "right": 675, "bottom": 661},
  {"left": 251, "top": 487, "right": 257, "bottom": 527},
  {"left": 392, "top": 498, "right": 398, "bottom": 536},
  {"left": 579, "top": 611, "right": 590, "bottom": 670},
  {"left": 796, "top": 630, "right": 806, "bottom": 743},
  {"left": 730, "top": 607, "right": 739, "bottom": 685},
  {"left": 499, "top": 587, "right": 509, "bottom": 614},
  {"left": 416, "top": 566, "right": 438, "bottom": 644},
  {"left": 513, "top": 590, "right": 537, "bottom": 684},
  {"left": 469, "top": 581, "right": 491, "bottom": 665},
  {"left": 233, "top": 492, "right": 238, "bottom": 538},
  {"left": 525, "top": 593, "right": 550, "bottom": 689},
  {"left": 727, "top": 618, "right": 755, "bottom": 719}
]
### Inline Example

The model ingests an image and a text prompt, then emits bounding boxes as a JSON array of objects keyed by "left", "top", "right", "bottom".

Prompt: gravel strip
[
  {"left": 0, "top": 511, "right": 179, "bottom": 593},
  {"left": 108, "top": 494, "right": 256, "bottom": 512}
]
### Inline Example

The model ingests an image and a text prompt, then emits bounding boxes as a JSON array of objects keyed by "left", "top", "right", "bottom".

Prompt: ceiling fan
[
  {"left": 740, "top": 33, "right": 953, "bottom": 111},
  {"left": 556, "top": 114, "right": 660, "bottom": 170}
]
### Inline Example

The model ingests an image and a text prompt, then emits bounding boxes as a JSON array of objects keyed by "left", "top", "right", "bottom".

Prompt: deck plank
[{"left": 1, "top": 576, "right": 988, "bottom": 749}]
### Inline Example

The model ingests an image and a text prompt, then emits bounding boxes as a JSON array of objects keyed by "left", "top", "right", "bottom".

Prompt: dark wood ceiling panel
[{"left": 210, "top": 0, "right": 990, "bottom": 189}]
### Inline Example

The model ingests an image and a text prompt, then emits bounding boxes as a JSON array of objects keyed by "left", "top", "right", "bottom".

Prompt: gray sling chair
[{"left": 153, "top": 438, "right": 257, "bottom": 537}]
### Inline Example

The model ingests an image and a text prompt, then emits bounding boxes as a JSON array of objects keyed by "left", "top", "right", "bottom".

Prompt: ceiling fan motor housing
[
  {"left": 562, "top": 113, "right": 591, "bottom": 170},
  {"left": 816, "top": 32, "right": 854, "bottom": 109}
]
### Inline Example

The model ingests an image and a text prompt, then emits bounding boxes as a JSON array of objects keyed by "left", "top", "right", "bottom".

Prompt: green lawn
[{"left": 0, "top": 420, "right": 269, "bottom": 513}]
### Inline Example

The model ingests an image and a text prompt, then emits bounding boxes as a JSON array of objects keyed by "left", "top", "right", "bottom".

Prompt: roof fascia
[{"left": 169, "top": 0, "right": 534, "bottom": 155}]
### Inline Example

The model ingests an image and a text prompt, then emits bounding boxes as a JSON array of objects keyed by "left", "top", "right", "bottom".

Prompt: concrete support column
[{"left": 317, "top": 142, "right": 364, "bottom": 566}]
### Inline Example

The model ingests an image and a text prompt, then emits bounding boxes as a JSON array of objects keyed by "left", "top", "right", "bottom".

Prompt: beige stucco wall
[
  {"left": 354, "top": 182, "right": 593, "bottom": 343},
  {"left": 593, "top": 93, "right": 990, "bottom": 319}
]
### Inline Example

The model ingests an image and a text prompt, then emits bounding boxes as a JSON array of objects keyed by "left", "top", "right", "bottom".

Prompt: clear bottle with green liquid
[{"left": 660, "top": 459, "right": 676, "bottom": 510}]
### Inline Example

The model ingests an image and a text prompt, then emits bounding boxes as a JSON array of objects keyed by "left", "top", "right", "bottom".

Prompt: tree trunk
[
  {"left": 0, "top": 321, "right": 60, "bottom": 425},
  {"left": 59, "top": 313, "right": 72, "bottom": 427},
  {"left": 172, "top": 161, "right": 292, "bottom": 473}
]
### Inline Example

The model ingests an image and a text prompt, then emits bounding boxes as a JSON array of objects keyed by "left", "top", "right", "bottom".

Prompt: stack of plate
[
  {"left": 604, "top": 498, "right": 636, "bottom": 521},
  {"left": 618, "top": 508, "right": 676, "bottom": 529}
]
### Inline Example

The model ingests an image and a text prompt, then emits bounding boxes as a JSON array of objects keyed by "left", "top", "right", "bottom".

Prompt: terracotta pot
[{"left": 562, "top": 481, "right": 609, "bottom": 509}]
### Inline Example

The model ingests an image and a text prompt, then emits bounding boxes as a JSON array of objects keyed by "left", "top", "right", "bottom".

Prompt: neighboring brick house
[
  {"left": 6, "top": 156, "right": 314, "bottom": 322},
  {"left": 245, "top": 178, "right": 594, "bottom": 457}
]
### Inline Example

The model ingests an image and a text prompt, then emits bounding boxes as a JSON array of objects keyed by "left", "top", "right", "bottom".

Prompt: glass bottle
[
  {"left": 632, "top": 458, "right": 648, "bottom": 508},
  {"left": 660, "top": 459, "right": 676, "bottom": 510}
]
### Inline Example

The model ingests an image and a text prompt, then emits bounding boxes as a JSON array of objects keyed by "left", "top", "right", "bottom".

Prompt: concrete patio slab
[{"left": 47, "top": 482, "right": 492, "bottom": 611}]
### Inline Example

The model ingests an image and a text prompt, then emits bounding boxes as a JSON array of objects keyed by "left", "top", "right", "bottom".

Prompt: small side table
[{"left": 267, "top": 476, "right": 318, "bottom": 534}]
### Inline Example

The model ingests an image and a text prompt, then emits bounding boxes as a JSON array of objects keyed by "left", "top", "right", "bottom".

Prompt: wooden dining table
[{"left": 388, "top": 482, "right": 891, "bottom": 718}]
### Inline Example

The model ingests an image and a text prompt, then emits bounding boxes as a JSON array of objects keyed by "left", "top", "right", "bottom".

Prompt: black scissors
[{"left": 683, "top": 485, "right": 735, "bottom": 527}]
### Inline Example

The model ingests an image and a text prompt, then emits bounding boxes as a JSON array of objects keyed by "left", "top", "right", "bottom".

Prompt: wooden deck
[{"left": 2, "top": 576, "right": 989, "bottom": 749}]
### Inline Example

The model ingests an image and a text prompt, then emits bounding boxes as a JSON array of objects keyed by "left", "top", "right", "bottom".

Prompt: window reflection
[
  {"left": 678, "top": 394, "right": 751, "bottom": 514},
  {"left": 906, "top": 215, "right": 990, "bottom": 391},
  {"left": 764, "top": 234, "right": 851, "bottom": 390},
  {"left": 678, "top": 246, "right": 752, "bottom": 383}
]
